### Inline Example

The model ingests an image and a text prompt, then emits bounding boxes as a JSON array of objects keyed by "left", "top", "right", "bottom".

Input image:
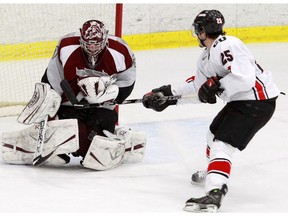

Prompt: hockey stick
[
  {"left": 60, "top": 79, "right": 183, "bottom": 108},
  {"left": 32, "top": 115, "right": 49, "bottom": 166}
]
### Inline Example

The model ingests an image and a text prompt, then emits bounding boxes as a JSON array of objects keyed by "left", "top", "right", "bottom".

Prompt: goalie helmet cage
[{"left": 0, "top": 3, "right": 123, "bottom": 117}]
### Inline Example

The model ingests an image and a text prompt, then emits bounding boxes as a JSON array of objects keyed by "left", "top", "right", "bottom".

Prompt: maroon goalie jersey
[{"left": 42, "top": 32, "right": 136, "bottom": 104}]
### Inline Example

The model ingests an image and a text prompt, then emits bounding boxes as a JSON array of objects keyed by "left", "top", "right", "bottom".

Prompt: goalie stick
[
  {"left": 60, "top": 79, "right": 183, "bottom": 108},
  {"left": 32, "top": 115, "right": 49, "bottom": 166}
]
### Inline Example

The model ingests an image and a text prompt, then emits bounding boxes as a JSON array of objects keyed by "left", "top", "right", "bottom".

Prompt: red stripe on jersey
[
  {"left": 59, "top": 36, "right": 80, "bottom": 49},
  {"left": 206, "top": 145, "right": 210, "bottom": 159},
  {"left": 185, "top": 76, "right": 195, "bottom": 83},
  {"left": 95, "top": 49, "right": 118, "bottom": 75},
  {"left": 107, "top": 38, "right": 133, "bottom": 69},
  {"left": 255, "top": 80, "right": 267, "bottom": 100},
  {"left": 58, "top": 36, "right": 81, "bottom": 63},
  {"left": 207, "top": 158, "right": 231, "bottom": 177}
]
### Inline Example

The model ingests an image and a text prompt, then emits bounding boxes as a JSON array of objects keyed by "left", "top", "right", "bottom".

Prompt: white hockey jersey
[{"left": 173, "top": 35, "right": 280, "bottom": 104}]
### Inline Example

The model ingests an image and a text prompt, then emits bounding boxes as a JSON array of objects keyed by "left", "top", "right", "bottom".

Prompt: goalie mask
[{"left": 80, "top": 20, "right": 108, "bottom": 67}]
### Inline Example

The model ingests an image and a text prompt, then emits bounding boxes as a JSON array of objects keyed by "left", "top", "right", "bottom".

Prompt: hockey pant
[
  {"left": 204, "top": 98, "right": 276, "bottom": 193},
  {"left": 57, "top": 106, "right": 118, "bottom": 157}
]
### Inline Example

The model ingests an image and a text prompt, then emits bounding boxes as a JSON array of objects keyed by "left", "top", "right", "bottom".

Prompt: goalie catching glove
[
  {"left": 142, "top": 85, "right": 177, "bottom": 112},
  {"left": 77, "top": 72, "right": 119, "bottom": 104}
]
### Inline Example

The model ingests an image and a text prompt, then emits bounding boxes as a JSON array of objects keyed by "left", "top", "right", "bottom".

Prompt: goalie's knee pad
[
  {"left": 1, "top": 119, "right": 79, "bottom": 165},
  {"left": 41, "top": 154, "right": 71, "bottom": 166},
  {"left": 81, "top": 135, "right": 126, "bottom": 171}
]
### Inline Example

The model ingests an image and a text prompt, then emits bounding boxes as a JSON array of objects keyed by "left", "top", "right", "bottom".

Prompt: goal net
[{"left": 0, "top": 4, "right": 122, "bottom": 116}]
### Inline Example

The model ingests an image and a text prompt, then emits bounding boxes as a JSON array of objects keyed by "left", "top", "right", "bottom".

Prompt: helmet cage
[
  {"left": 191, "top": 23, "right": 205, "bottom": 37},
  {"left": 80, "top": 37, "right": 107, "bottom": 57}
]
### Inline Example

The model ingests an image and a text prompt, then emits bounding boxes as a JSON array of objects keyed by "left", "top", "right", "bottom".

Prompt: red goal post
[
  {"left": 0, "top": 3, "right": 123, "bottom": 117},
  {"left": 115, "top": 3, "right": 123, "bottom": 37},
  {"left": 114, "top": 3, "right": 123, "bottom": 123}
]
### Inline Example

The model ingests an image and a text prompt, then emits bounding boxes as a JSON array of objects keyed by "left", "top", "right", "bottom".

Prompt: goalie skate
[{"left": 183, "top": 184, "right": 228, "bottom": 213}]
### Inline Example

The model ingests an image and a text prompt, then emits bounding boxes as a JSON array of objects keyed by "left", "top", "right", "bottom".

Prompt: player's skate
[
  {"left": 184, "top": 184, "right": 228, "bottom": 213},
  {"left": 191, "top": 170, "right": 206, "bottom": 184}
]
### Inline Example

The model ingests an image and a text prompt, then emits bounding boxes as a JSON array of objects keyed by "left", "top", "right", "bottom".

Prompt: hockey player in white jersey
[{"left": 142, "top": 10, "right": 280, "bottom": 212}]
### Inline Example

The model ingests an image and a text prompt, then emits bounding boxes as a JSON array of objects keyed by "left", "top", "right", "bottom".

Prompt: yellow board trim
[
  {"left": 0, "top": 41, "right": 57, "bottom": 61},
  {"left": 1, "top": 26, "right": 288, "bottom": 61}
]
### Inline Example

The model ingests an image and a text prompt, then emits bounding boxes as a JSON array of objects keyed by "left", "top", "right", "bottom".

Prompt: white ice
[{"left": 0, "top": 43, "right": 288, "bottom": 215}]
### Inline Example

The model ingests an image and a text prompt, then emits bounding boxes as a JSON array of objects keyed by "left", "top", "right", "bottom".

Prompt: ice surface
[{"left": 0, "top": 43, "right": 288, "bottom": 215}]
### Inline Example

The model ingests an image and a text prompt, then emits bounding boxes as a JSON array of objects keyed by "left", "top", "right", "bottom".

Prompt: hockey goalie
[
  {"left": 1, "top": 80, "right": 146, "bottom": 170},
  {"left": 0, "top": 20, "right": 146, "bottom": 170}
]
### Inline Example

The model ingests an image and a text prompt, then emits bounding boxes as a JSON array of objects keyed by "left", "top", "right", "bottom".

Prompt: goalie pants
[{"left": 57, "top": 106, "right": 118, "bottom": 157}]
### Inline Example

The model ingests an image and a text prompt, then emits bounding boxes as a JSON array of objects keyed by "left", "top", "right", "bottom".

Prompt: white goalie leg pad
[
  {"left": 114, "top": 127, "right": 147, "bottom": 164},
  {"left": 17, "top": 83, "right": 61, "bottom": 125},
  {"left": 44, "top": 154, "right": 70, "bottom": 166},
  {"left": 1, "top": 119, "right": 79, "bottom": 165},
  {"left": 82, "top": 135, "right": 126, "bottom": 171}
]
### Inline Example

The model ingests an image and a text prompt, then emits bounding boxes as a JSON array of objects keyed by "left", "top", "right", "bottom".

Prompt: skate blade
[{"left": 183, "top": 203, "right": 218, "bottom": 213}]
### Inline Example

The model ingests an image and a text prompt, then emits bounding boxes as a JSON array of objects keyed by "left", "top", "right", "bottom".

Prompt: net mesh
[{"left": 0, "top": 4, "right": 117, "bottom": 116}]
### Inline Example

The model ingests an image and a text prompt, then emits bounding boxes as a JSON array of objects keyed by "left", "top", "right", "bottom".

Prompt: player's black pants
[{"left": 210, "top": 97, "right": 277, "bottom": 151}]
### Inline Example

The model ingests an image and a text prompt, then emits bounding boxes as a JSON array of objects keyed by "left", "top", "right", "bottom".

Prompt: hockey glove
[
  {"left": 198, "top": 77, "right": 223, "bottom": 104},
  {"left": 142, "top": 85, "right": 177, "bottom": 112},
  {"left": 77, "top": 75, "right": 119, "bottom": 104}
]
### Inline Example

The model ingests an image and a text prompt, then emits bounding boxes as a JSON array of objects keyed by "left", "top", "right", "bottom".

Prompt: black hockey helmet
[{"left": 192, "top": 10, "right": 225, "bottom": 35}]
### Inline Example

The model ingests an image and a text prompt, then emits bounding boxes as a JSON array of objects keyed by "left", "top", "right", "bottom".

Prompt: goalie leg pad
[
  {"left": 1, "top": 119, "right": 79, "bottom": 165},
  {"left": 1, "top": 129, "right": 35, "bottom": 165},
  {"left": 82, "top": 135, "right": 126, "bottom": 171},
  {"left": 45, "top": 154, "right": 71, "bottom": 166},
  {"left": 17, "top": 83, "right": 61, "bottom": 125},
  {"left": 115, "top": 127, "right": 147, "bottom": 164}
]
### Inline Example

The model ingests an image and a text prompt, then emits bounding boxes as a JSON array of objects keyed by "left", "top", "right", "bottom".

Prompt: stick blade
[{"left": 33, "top": 151, "right": 55, "bottom": 166}]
